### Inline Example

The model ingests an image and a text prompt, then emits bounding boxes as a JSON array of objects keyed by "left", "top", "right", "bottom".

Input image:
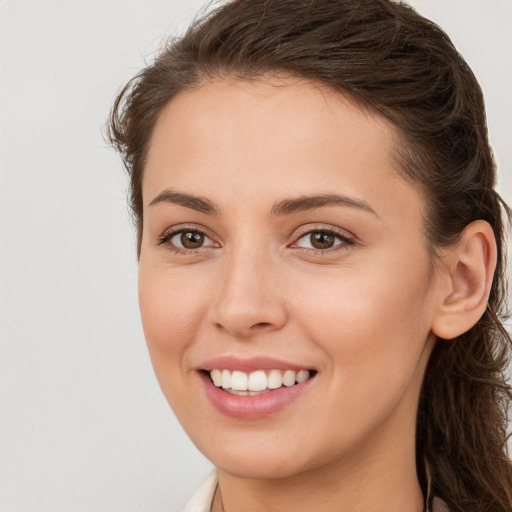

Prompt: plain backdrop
[{"left": 1, "top": 1, "right": 511, "bottom": 511}]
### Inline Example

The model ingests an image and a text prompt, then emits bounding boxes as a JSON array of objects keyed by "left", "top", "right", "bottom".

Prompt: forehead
[
  {"left": 148, "top": 77, "right": 396, "bottom": 153},
  {"left": 143, "top": 77, "right": 424, "bottom": 221}
]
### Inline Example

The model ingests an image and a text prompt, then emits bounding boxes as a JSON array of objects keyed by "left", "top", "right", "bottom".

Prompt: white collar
[{"left": 183, "top": 469, "right": 218, "bottom": 512}]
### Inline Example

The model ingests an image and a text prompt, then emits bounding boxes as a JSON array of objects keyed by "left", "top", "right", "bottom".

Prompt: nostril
[
  {"left": 210, "top": 300, "right": 287, "bottom": 337},
  {"left": 251, "top": 322, "right": 272, "bottom": 330}
]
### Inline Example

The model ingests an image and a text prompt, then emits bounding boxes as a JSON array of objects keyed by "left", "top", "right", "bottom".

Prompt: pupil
[
  {"left": 181, "top": 231, "right": 204, "bottom": 249},
  {"left": 311, "top": 232, "right": 334, "bottom": 249}
]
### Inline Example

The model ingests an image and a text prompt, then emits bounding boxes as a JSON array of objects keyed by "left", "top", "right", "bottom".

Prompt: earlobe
[{"left": 431, "top": 220, "right": 497, "bottom": 340}]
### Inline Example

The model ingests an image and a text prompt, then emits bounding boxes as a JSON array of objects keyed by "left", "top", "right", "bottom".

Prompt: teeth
[
  {"left": 267, "top": 369, "right": 282, "bottom": 389},
  {"left": 210, "top": 369, "right": 222, "bottom": 387},
  {"left": 209, "top": 369, "right": 311, "bottom": 392},
  {"left": 228, "top": 389, "right": 270, "bottom": 396},
  {"left": 282, "top": 370, "right": 296, "bottom": 387},
  {"left": 296, "top": 370, "right": 310, "bottom": 383},
  {"left": 248, "top": 370, "right": 267, "bottom": 391},
  {"left": 221, "top": 369, "right": 231, "bottom": 389},
  {"left": 231, "top": 371, "right": 248, "bottom": 391}
]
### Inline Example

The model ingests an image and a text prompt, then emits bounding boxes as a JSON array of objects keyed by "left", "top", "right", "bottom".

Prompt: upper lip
[{"left": 199, "top": 355, "right": 314, "bottom": 373}]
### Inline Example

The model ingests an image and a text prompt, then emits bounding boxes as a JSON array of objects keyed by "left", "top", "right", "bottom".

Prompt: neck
[{"left": 215, "top": 420, "right": 424, "bottom": 512}]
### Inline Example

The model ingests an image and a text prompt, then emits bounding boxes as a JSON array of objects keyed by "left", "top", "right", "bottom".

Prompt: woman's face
[{"left": 139, "top": 78, "right": 440, "bottom": 479}]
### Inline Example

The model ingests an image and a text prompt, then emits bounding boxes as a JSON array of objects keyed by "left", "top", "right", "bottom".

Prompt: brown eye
[
  {"left": 293, "top": 229, "right": 353, "bottom": 252},
  {"left": 178, "top": 231, "right": 205, "bottom": 249},
  {"left": 310, "top": 231, "right": 335, "bottom": 249},
  {"left": 161, "top": 229, "right": 216, "bottom": 251}
]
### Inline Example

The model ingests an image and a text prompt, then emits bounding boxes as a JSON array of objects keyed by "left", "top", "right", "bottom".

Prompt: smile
[
  {"left": 199, "top": 361, "right": 317, "bottom": 419},
  {"left": 209, "top": 369, "right": 312, "bottom": 395}
]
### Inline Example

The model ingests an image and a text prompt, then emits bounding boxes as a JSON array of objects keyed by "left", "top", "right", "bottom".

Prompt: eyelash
[
  {"left": 157, "top": 225, "right": 217, "bottom": 255},
  {"left": 290, "top": 227, "right": 355, "bottom": 254},
  {"left": 156, "top": 226, "right": 355, "bottom": 255}
]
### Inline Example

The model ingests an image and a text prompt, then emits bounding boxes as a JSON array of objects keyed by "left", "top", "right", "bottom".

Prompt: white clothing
[{"left": 183, "top": 470, "right": 218, "bottom": 512}]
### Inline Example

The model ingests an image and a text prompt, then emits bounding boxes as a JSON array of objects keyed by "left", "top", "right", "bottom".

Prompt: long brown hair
[{"left": 107, "top": 0, "right": 512, "bottom": 509}]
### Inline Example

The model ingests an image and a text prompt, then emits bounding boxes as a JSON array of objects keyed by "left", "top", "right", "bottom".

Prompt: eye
[
  {"left": 172, "top": 230, "right": 207, "bottom": 249},
  {"left": 158, "top": 228, "right": 218, "bottom": 252},
  {"left": 292, "top": 229, "right": 354, "bottom": 251}
]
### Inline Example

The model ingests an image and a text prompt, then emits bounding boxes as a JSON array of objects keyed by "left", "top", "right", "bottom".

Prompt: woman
[{"left": 107, "top": 0, "right": 512, "bottom": 510}]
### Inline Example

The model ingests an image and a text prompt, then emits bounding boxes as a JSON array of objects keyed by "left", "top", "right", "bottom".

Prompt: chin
[
  {"left": 188, "top": 427, "right": 312, "bottom": 479},
  {"left": 214, "top": 451, "right": 312, "bottom": 481}
]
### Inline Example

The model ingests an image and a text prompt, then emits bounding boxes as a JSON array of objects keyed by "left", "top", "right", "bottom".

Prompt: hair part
[{"left": 106, "top": 0, "right": 512, "bottom": 509}]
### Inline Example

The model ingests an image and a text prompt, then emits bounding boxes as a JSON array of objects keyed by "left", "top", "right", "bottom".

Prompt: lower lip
[{"left": 199, "top": 371, "right": 315, "bottom": 420}]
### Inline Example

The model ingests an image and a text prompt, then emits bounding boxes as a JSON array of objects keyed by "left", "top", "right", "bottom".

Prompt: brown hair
[{"left": 107, "top": 0, "right": 512, "bottom": 509}]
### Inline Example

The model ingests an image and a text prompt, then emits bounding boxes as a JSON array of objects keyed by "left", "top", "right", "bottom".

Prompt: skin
[{"left": 138, "top": 78, "right": 451, "bottom": 512}]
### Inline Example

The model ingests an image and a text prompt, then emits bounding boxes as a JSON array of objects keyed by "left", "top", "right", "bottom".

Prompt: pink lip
[
  {"left": 197, "top": 359, "right": 316, "bottom": 420},
  {"left": 199, "top": 355, "right": 312, "bottom": 373}
]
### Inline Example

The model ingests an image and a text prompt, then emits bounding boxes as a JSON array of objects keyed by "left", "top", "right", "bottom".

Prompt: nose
[{"left": 208, "top": 248, "right": 287, "bottom": 338}]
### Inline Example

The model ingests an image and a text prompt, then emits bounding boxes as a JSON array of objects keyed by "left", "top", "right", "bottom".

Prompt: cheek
[
  {"left": 292, "top": 251, "right": 435, "bottom": 383},
  {"left": 138, "top": 264, "right": 207, "bottom": 371},
  {"left": 283, "top": 257, "right": 435, "bottom": 456},
  {"left": 137, "top": 263, "right": 216, "bottom": 420}
]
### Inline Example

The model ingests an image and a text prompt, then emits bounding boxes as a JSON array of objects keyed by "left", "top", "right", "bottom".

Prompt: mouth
[
  {"left": 205, "top": 368, "right": 316, "bottom": 396},
  {"left": 197, "top": 356, "right": 318, "bottom": 419}
]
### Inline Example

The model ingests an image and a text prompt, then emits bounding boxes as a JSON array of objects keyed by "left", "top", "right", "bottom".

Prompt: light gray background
[{"left": 1, "top": 1, "right": 511, "bottom": 511}]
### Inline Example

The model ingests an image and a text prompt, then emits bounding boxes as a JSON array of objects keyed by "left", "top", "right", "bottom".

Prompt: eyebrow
[
  {"left": 149, "top": 190, "right": 219, "bottom": 215},
  {"left": 271, "top": 194, "right": 379, "bottom": 217},
  {"left": 149, "top": 189, "right": 378, "bottom": 218}
]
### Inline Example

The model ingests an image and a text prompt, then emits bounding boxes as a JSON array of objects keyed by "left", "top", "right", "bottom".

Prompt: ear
[{"left": 431, "top": 220, "right": 497, "bottom": 340}]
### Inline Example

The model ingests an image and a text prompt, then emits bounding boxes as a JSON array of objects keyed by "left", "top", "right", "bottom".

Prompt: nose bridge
[{"left": 210, "top": 238, "right": 287, "bottom": 337}]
